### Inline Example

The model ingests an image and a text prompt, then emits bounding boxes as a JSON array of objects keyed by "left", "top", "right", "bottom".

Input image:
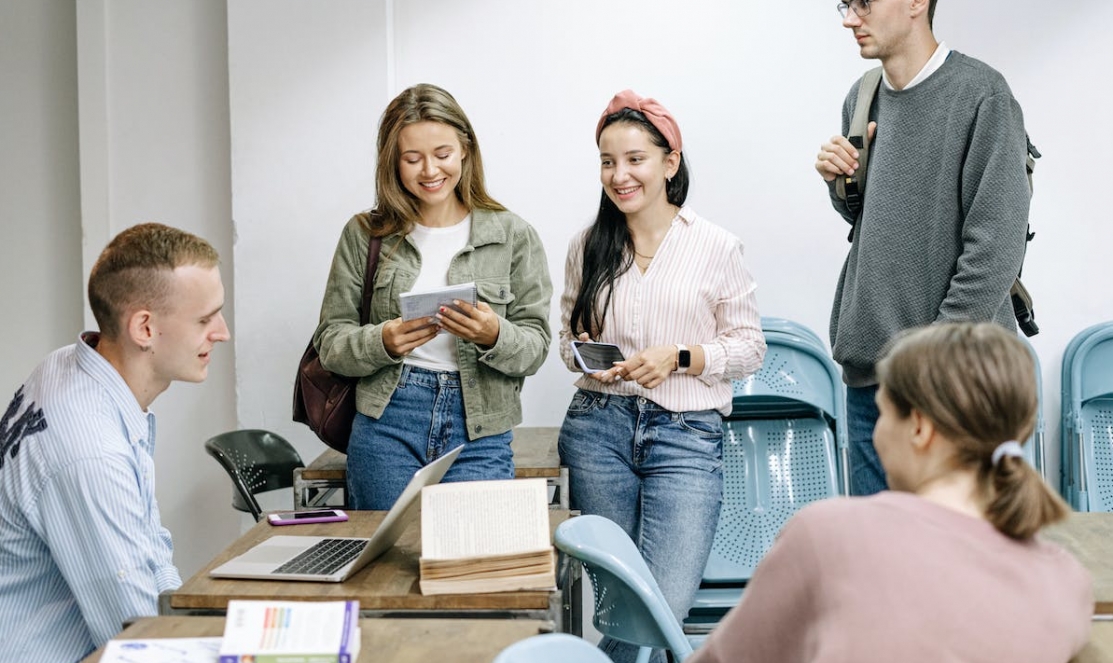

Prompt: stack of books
[
  {"left": 218, "top": 599, "right": 360, "bottom": 663},
  {"left": 418, "top": 478, "right": 556, "bottom": 596}
]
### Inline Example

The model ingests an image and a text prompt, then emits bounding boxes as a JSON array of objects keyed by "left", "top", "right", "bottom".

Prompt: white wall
[
  {"left": 229, "top": 0, "right": 1113, "bottom": 495},
  {"left": 0, "top": 0, "right": 83, "bottom": 390},
  {"left": 4, "top": 0, "right": 1111, "bottom": 578},
  {"left": 74, "top": 0, "right": 239, "bottom": 576}
]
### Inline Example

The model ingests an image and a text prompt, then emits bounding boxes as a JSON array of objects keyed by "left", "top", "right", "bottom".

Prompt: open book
[
  {"left": 219, "top": 600, "right": 360, "bottom": 663},
  {"left": 419, "top": 478, "right": 556, "bottom": 596}
]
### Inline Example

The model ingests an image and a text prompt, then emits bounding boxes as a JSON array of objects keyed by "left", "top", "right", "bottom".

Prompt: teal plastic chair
[
  {"left": 204, "top": 429, "right": 304, "bottom": 521},
  {"left": 1063, "top": 325, "right": 1113, "bottom": 511},
  {"left": 1018, "top": 337, "right": 1045, "bottom": 478},
  {"left": 688, "top": 322, "right": 845, "bottom": 633},
  {"left": 492, "top": 633, "right": 611, "bottom": 663},
  {"left": 554, "top": 515, "right": 694, "bottom": 663},
  {"left": 1061, "top": 322, "right": 1113, "bottom": 504}
]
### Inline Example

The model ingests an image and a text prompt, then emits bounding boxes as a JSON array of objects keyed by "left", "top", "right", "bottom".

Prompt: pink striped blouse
[{"left": 559, "top": 206, "right": 766, "bottom": 415}]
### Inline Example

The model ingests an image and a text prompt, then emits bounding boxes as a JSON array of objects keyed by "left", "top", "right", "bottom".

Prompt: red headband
[{"left": 595, "top": 89, "right": 683, "bottom": 153}]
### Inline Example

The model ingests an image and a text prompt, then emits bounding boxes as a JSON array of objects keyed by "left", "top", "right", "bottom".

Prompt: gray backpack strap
[{"left": 835, "top": 66, "right": 884, "bottom": 230}]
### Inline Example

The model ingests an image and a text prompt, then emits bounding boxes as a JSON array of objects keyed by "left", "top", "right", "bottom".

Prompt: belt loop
[{"left": 398, "top": 363, "right": 412, "bottom": 386}]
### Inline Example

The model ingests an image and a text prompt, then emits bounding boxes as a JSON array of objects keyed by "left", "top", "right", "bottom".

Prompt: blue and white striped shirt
[{"left": 0, "top": 333, "right": 181, "bottom": 663}]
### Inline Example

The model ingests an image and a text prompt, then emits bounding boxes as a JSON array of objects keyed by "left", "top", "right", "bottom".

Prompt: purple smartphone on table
[{"left": 266, "top": 509, "right": 349, "bottom": 526}]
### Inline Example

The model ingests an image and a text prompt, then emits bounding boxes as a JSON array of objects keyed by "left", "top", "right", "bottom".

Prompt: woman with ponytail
[
  {"left": 558, "top": 90, "right": 765, "bottom": 663},
  {"left": 690, "top": 323, "right": 1092, "bottom": 663}
]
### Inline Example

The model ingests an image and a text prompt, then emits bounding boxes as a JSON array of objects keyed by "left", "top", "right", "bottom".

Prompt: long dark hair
[{"left": 569, "top": 109, "right": 690, "bottom": 338}]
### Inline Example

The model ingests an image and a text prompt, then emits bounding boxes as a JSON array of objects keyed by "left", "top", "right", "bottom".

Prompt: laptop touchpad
[{"left": 239, "top": 537, "right": 322, "bottom": 564}]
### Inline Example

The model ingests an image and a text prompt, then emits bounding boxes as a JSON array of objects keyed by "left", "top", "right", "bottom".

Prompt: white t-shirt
[{"left": 404, "top": 215, "right": 472, "bottom": 372}]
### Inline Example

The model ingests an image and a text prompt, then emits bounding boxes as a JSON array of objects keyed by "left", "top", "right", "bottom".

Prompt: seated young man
[{"left": 0, "top": 223, "right": 230, "bottom": 663}]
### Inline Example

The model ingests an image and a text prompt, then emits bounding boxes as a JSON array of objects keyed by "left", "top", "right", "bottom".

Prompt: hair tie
[
  {"left": 991, "top": 440, "right": 1025, "bottom": 466},
  {"left": 595, "top": 89, "right": 683, "bottom": 152}
]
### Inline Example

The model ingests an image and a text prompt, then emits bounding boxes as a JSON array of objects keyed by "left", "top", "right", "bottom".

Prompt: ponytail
[{"left": 982, "top": 453, "right": 1070, "bottom": 540}]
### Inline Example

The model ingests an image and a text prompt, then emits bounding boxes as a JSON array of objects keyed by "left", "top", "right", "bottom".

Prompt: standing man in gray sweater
[{"left": 814, "top": 0, "right": 1030, "bottom": 495}]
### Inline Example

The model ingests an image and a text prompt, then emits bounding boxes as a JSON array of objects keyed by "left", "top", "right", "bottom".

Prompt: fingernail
[{"left": 439, "top": 307, "right": 445, "bottom": 313}]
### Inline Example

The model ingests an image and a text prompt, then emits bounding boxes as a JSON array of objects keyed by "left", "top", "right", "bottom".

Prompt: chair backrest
[
  {"left": 732, "top": 324, "right": 849, "bottom": 494},
  {"left": 760, "top": 316, "right": 826, "bottom": 352},
  {"left": 204, "top": 429, "right": 304, "bottom": 520},
  {"left": 1064, "top": 325, "right": 1113, "bottom": 511},
  {"left": 1059, "top": 322, "right": 1113, "bottom": 499},
  {"left": 554, "top": 515, "right": 693, "bottom": 662},
  {"left": 492, "top": 633, "right": 611, "bottom": 663},
  {"left": 1018, "top": 337, "right": 1045, "bottom": 478},
  {"left": 703, "top": 417, "right": 839, "bottom": 583}
]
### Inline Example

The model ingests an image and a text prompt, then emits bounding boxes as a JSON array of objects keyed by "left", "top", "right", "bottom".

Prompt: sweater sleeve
[
  {"left": 936, "top": 92, "right": 1029, "bottom": 323},
  {"left": 826, "top": 81, "right": 859, "bottom": 226},
  {"left": 689, "top": 510, "right": 823, "bottom": 663}
]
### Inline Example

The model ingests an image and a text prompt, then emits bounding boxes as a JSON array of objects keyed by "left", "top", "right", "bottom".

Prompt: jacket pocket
[{"left": 476, "top": 279, "right": 515, "bottom": 317}]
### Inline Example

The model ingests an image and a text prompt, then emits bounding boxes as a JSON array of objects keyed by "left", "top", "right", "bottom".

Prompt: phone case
[
  {"left": 267, "top": 510, "right": 349, "bottom": 526},
  {"left": 571, "top": 342, "right": 625, "bottom": 373}
]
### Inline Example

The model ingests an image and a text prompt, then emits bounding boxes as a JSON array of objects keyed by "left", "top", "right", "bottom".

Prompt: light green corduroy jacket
[{"left": 313, "top": 208, "right": 553, "bottom": 440}]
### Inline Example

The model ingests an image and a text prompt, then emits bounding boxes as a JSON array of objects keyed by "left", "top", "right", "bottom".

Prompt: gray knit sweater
[{"left": 827, "top": 51, "right": 1030, "bottom": 387}]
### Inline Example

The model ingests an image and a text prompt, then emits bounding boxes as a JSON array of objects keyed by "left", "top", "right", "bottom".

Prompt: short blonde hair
[
  {"left": 88, "top": 223, "right": 219, "bottom": 338},
  {"left": 877, "top": 323, "right": 1068, "bottom": 539}
]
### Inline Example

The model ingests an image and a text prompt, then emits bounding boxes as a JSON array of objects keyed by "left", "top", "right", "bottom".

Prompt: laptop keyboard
[{"left": 273, "top": 538, "right": 369, "bottom": 576}]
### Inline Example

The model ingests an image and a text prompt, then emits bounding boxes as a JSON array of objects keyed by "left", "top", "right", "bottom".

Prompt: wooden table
[
  {"left": 1044, "top": 512, "right": 1113, "bottom": 616},
  {"left": 160, "top": 510, "right": 581, "bottom": 634},
  {"left": 81, "top": 616, "right": 549, "bottom": 662},
  {"left": 294, "top": 426, "right": 569, "bottom": 509},
  {"left": 1073, "top": 620, "right": 1113, "bottom": 663}
]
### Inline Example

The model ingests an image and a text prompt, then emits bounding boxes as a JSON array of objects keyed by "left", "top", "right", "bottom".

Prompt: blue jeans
[
  {"left": 346, "top": 364, "right": 514, "bottom": 510},
  {"left": 847, "top": 384, "right": 888, "bottom": 496},
  {"left": 559, "top": 390, "right": 723, "bottom": 663}
]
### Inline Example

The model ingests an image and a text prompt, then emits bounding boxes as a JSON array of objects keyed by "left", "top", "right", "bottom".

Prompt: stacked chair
[
  {"left": 1019, "top": 337, "right": 1046, "bottom": 478},
  {"left": 1060, "top": 322, "right": 1113, "bottom": 511},
  {"left": 685, "top": 318, "right": 848, "bottom": 636}
]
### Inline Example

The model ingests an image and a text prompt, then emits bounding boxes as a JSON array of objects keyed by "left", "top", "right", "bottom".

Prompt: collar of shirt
[
  {"left": 75, "top": 332, "right": 155, "bottom": 451},
  {"left": 676, "top": 205, "right": 697, "bottom": 226},
  {"left": 883, "top": 41, "right": 951, "bottom": 91}
]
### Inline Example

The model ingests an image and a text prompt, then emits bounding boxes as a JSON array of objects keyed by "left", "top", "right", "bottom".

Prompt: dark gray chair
[{"left": 204, "top": 429, "right": 304, "bottom": 521}]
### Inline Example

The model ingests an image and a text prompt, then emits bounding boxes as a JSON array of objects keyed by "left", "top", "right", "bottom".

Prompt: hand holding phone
[
  {"left": 571, "top": 341, "right": 626, "bottom": 373},
  {"left": 267, "top": 509, "right": 349, "bottom": 526}
]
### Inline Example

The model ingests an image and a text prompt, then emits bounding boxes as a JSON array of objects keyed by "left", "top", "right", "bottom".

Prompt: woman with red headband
[{"left": 558, "top": 90, "right": 766, "bottom": 663}]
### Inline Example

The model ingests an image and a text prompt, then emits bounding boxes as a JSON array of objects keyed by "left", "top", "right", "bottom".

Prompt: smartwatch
[{"left": 675, "top": 344, "right": 691, "bottom": 374}]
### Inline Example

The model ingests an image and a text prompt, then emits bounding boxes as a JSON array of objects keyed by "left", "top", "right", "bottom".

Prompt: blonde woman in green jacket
[{"left": 313, "top": 84, "right": 553, "bottom": 510}]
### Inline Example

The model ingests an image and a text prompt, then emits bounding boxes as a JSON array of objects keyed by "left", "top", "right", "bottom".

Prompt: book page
[
  {"left": 421, "top": 478, "right": 550, "bottom": 560},
  {"left": 399, "top": 282, "right": 477, "bottom": 321},
  {"left": 101, "top": 638, "right": 221, "bottom": 663}
]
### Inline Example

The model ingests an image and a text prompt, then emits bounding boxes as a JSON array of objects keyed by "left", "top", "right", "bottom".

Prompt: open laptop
[{"left": 210, "top": 444, "right": 463, "bottom": 583}]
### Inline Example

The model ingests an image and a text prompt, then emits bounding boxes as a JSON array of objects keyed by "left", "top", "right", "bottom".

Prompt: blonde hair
[
  {"left": 367, "top": 84, "right": 504, "bottom": 237},
  {"left": 88, "top": 223, "right": 219, "bottom": 339},
  {"left": 876, "top": 323, "right": 1069, "bottom": 539}
]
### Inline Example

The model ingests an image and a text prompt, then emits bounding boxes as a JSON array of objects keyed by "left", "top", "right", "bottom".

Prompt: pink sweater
[{"left": 690, "top": 492, "right": 1092, "bottom": 663}]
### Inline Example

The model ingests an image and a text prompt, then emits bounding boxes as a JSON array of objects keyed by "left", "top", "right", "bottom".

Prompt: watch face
[{"left": 678, "top": 349, "right": 691, "bottom": 368}]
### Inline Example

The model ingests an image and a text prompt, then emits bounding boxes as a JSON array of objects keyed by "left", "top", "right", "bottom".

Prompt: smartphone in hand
[
  {"left": 267, "top": 509, "right": 349, "bottom": 526},
  {"left": 571, "top": 341, "right": 626, "bottom": 373}
]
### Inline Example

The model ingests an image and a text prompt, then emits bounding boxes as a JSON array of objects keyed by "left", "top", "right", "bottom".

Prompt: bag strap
[
  {"left": 358, "top": 230, "right": 383, "bottom": 327},
  {"left": 836, "top": 66, "right": 883, "bottom": 240}
]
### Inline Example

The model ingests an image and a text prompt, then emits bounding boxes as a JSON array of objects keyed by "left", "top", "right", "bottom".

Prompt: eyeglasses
[{"left": 837, "top": 0, "right": 872, "bottom": 18}]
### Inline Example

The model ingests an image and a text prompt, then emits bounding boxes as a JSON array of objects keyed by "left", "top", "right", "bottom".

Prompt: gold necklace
[{"left": 634, "top": 250, "right": 654, "bottom": 260}]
